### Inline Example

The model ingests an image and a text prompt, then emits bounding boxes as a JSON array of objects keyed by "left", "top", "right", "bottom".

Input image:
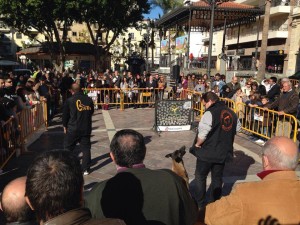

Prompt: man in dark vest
[
  {"left": 191, "top": 92, "right": 240, "bottom": 208},
  {"left": 62, "top": 83, "right": 94, "bottom": 175}
]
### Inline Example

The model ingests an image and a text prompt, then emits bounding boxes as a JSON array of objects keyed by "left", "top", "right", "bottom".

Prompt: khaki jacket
[{"left": 203, "top": 171, "right": 300, "bottom": 225}]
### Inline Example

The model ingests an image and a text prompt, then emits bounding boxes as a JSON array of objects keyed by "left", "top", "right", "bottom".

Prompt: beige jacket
[{"left": 203, "top": 171, "right": 300, "bottom": 225}]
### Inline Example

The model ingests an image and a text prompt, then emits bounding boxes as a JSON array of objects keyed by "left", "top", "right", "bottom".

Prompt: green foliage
[
  {"left": 151, "top": 0, "right": 182, "bottom": 14},
  {"left": 79, "top": 0, "right": 150, "bottom": 52}
]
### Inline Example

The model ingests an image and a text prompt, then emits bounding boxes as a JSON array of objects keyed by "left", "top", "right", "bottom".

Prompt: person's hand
[
  {"left": 195, "top": 144, "right": 201, "bottom": 148},
  {"left": 277, "top": 111, "right": 285, "bottom": 115},
  {"left": 63, "top": 127, "right": 67, "bottom": 134}
]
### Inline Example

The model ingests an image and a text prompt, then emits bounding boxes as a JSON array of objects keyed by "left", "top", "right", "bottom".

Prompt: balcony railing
[
  {"left": 272, "top": 0, "right": 290, "bottom": 6},
  {"left": 226, "top": 25, "right": 288, "bottom": 40}
]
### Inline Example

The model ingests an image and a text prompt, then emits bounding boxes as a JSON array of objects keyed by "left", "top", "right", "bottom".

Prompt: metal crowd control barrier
[
  {"left": 0, "top": 117, "right": 20, "bottom": 169},
  {"left": 84, "top": 88, "right": 176, "bottom": 109},
  {"left": 236, "top": 102, "right": 298, "bottom": 142},
  {"left": 0, "top": 102, "right": 48, "bottom": 169}
]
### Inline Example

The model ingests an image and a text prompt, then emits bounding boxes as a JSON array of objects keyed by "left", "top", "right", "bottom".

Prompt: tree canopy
[
  {"left": 0, "top": 0, "right": 150, "bottom": 69},
  {"left": 151, "top": 0, "right": 182, "bottom": 14}
]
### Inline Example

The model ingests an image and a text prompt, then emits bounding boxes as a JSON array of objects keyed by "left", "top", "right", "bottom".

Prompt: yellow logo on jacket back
[{"left": 76, "top": 100, "right": 91, "bottom": 111}]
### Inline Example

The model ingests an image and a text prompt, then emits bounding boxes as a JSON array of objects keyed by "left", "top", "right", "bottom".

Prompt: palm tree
[{"left": 151, "top": 0, "right": 182, "bottom": 14}]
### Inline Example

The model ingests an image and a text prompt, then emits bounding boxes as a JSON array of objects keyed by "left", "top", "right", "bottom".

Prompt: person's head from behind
[
  {"left": 201, "top": 91, "right": 219, "bottom": 110},
  {"left": 0, "top": 177, "right": 35, "bottom": 223},
  {"left": 262, "top": 136, "right": 299, "bottom": 171},
  {"left": 110, "top": 129, "right": 146, "bottom": 168},
  {"left": 25, "top": 150, "right": 84, "bottom": 222},
  {"left": 70, "top": 83, "right": 81, "bottom": 94}
]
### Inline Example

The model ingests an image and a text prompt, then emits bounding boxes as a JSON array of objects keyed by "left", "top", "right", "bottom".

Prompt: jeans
[
  {"left": 194, "top": 159, "right": 225, "bottom": 208},
  {"left": 64, "top": 132, "right": 91, "bottom": 172}
]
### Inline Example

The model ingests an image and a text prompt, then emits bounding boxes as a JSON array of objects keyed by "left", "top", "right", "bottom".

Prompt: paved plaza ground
[{"left": 1, "top": 107, "right": 300, "bottom": 222}]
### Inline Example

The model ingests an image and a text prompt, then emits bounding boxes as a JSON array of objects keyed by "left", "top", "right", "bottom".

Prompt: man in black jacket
[
  {"left": 267, "top": 77, "right": 280, "bottom": 102},
  {"left": 192, "top": 92, "right": 240, "bottom": 208},
  {"left": 63, "top": 83, "right": 94, "bottom": 174}
]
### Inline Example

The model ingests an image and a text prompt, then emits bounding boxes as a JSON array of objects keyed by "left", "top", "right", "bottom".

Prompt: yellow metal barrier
[
  {"left": 0, "top": 102, "right": 48, "bottom": 169},
  {"left": 236, "top": 102, "right": 298, "bottom": 142},
  {"left": 0, "top": 117, "right": 20, "bottom": 169},
  {"left": 83, "top": 88, "right": 176, "bottom": 109},
  {"left": 219, "top": 97, "right": 236, "bottom": 113}
]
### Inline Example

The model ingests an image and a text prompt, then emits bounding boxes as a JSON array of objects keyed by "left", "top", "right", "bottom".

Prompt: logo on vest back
[
  {"left": 220, "top": 110, "right": 233, "bottom": 131},
  {"left": 76, "top": 100, "right": 91, "bottom": 111}
]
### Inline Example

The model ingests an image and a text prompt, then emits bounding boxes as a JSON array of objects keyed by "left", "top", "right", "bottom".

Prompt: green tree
[
  {"left": 0, "top": 0, "right": 80, "bottom": 70},
  {"left": 78, "top": 0, "right": 150, "bottom": 70},
  {"left": 151, "top": 0, "right": 182, "bottom": 14}
]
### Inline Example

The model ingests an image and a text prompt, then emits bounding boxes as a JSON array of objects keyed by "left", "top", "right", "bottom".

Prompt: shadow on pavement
[{"left": 189, "top": 150, "right": 255, "bottom": 206}]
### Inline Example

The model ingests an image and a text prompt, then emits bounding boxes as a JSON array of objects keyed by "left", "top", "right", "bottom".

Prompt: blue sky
[{"left": 143, "top": 6, "right": 163, "bottom": 19}]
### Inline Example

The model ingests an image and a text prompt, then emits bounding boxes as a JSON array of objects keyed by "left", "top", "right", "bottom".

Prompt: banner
[
  {"left": 161, "top": 39, "right": 169, "bottom": 54},
  {"left": 175, "top": 35, "right": 188, "bottom": 54},
  {"left": 155, "top": 100, "right": 192, "bottom": 132}
]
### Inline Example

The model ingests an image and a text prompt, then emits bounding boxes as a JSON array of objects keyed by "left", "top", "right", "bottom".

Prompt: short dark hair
[
  {"left": 110, "top": 129, "right": 146, "bottom": 168},
  {"left": 270, "top": 77, "right": 277, "bottom": 83},
  {"left": 202, "top": 91, "right": 219, "bottom": 103},
  {"left": 25, "top": 150, "right": 83, "bottom": 222}
]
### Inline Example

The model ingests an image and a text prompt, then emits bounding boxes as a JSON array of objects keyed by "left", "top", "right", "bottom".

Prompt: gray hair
[{"left": 263, "top": 140, "right": 299, "bottom": 170}]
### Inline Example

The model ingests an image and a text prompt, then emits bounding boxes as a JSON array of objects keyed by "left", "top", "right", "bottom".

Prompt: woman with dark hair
[{"left": 258, "top": 84, "right": 267, "bottom": 96}]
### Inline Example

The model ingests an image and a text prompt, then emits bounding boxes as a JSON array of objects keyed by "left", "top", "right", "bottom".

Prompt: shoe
[{"left": 255, "top": 139, "right": 264, "bottom": 144}]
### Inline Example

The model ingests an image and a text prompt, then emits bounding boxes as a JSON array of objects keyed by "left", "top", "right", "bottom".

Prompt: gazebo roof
[{"left": 156, "top": 0, "right": 264, "bottom": 31}]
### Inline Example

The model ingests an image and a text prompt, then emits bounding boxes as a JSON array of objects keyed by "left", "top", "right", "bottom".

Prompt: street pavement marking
[{"left": 102, "top": 110, "right": 116, "bottom": 142}]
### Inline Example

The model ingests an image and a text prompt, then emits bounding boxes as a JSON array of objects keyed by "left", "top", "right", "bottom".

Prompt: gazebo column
[
  {"left": 220, "top": 16, "right": 227, "bottom": 75},
  {"left": 236, "top": 21, "right": 241, "bottom": 70},
  {"left": 207, "top": 0, "right": 216, "bottom": 77}
]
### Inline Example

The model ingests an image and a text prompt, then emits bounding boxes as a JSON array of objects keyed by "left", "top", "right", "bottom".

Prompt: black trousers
[
  {"left": 64, "top": 132, "right": 91, "bottom": 172},
  {"left": 194, "top": 159, "right": 225, "bottom": 208}
]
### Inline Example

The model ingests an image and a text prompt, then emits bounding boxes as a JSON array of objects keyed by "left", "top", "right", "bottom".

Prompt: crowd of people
[{"left": 1, "top": 67, "right": 300, "bottom": 225}]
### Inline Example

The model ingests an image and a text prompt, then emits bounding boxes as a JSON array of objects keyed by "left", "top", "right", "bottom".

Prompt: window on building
[
  {"left": 16, "top": 33, "right": 22, "bottom": 39},
  {"left": 79, "top": 32, "right": 84, "bottom": 37},
  {"left": 72, "top": 32, "right": 77, "bottom": 37}
]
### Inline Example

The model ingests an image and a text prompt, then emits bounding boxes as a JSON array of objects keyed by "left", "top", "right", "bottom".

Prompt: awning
[{"left": 0, "top": 60, "right": 20, "bottom": 66}]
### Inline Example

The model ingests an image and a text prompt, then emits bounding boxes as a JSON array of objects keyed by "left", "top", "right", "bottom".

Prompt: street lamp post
[
  {"left": 145, "top": 19, "right": 151, "bottom": 72},
  {"left": 207, "top": 0, "right": 216, "bottom": 77}
]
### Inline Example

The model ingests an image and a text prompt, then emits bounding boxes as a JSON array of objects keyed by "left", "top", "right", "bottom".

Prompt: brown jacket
[
  {"left": 44, "top": 208, "right": 125, "bottom": 225},
  {"left": 203, "top": 171, "right": 300, "bottom": 225}
]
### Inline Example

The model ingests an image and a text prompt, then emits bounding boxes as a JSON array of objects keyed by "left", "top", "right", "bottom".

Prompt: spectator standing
[
  {"left": 266, "top": 77, "right": 280, "bottom": 102},
  {"left": 200, "top": 136, "right": 300, "bottom": 225},
  {"left": 241, "top": 82, "right": 252, "bottom": 97},
  {"left": 190, "top": 92, "right": 240, "bottom": 208},
  {"left": 60, "top": 72, "right": 74, "bottom": 103},
  {"left": 211, "top": 73, "right": 225, "bottom": 94},
  {"left": 25, "top": 150, "right": 125, "bottom": 225},
  {"left": 266, "top": 80, "right": 299, "bottom": 137},
  {"left": 85, "top": 129, "right": 198, "bottom": 225},
  {"left": 62, "top": 83, "right": 94, "bottom": 175},
  {"left": 0, "top": 177, "right": 37, "bottom": 225},
  {"left": 226, "top": 76, "right": 241, "bottom": 98}
]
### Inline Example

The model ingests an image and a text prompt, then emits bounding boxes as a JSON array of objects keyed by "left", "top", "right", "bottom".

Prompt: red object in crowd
[{"left": 189, "top": 53, "right": 194, "bottom": 61}]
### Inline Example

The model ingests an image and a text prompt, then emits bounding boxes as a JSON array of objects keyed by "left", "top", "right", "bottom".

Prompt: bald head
[
  {"left": 262, "top": 136, "right": 299, "bottom": 170},
  {"left": 1, "top": 177, "right": 35, "bottom": 223}
]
